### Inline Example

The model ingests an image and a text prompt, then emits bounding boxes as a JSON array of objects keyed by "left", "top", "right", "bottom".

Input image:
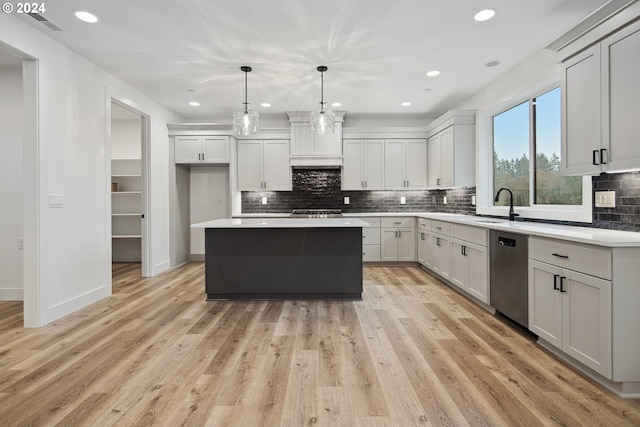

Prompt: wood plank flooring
[{"left": 0, "top": 262, "right": 639, "bottom": 426}]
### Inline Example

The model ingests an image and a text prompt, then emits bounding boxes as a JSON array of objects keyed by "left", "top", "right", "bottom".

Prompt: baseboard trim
[
  {"left": 44, "top": 284, "right": 110, "bottom": 325},
  {"left": 190, "top": 254, "right": 205, "bottom": 262},
  {"left": 0, "top": 288, "right": 24, "bottom": 301},
  {"left": 152, "top": 260, "right": 171, "bottom": 276}
]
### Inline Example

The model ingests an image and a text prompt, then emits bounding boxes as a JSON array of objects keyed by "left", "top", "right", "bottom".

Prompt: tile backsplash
[
  {"left": 241, "top": 169, "right": 640, "bottom": 232},
  {"left": 242, "top": 168, "right": 476, "bottom": 215}
]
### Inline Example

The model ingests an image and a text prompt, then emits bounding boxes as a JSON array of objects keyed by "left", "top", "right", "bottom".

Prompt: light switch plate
[
  {"left": 443, "top": 196, "right": 447, "bottom": 205},
  {"left": 400, "top": 196, "right": 406, "bottom": 204},
  {"left": 48, "top": 194, "right": 64, "bottom": 208},
  {"left": 344, "top": 196, "right": 350, "bottom": 205},
  {"left": 595, "top": 191, "right": 615, "bottom": 208},
  {"left": 261, "top": 197, "right": 267, "bottom": 205}
]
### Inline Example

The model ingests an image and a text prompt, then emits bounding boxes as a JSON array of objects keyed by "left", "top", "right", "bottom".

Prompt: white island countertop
[{"left": 192, "top": 218, "right": 371, "bottom": 228}]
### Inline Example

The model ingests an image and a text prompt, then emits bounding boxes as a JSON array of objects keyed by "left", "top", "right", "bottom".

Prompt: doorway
[{"left": 109, "top": 101, "right": 150, "bottom": 277}]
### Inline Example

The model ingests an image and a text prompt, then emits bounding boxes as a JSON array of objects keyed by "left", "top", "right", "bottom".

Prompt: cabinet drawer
[
  {"left": 529, "top": 237, "right": 611, "bottom": 280},
  {"left": 417, "top": 218, "right": 431, "bottom": 231},
  {"left": 431, "top": 220, "right": 450, "bottom": 235},
  {"left": 354, "top": 217, "right": 381, "bottom": 227},
  {"left": 362, "top": 227, "right": 381, "bottom": 244},
  {"left": 450, "top": 224, "right": 487, "bottom": 246},
  {"left": 362, "top": 244, "right": 381, "bottom": 262},
  {"left": 381, "top": 217, "right": 415, "bottom": 228}
]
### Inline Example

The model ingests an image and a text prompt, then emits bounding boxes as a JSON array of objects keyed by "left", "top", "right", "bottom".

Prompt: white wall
[
  {"left": 0, "top": 66, "right": 23, "bottom": 300},
  {"left": 0, "top": 14, "right": 180, "bottom": 326},
  {"left": 111, "top": 119, "right": 141, "bottom": 159},
  {"left": 190, "top": 166, "right": 230, "bottom": 256}
]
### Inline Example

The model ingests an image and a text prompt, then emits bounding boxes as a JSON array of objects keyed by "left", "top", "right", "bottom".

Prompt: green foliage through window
[{"left": 493, "top": 87, "right": 581, "bottom": 207}]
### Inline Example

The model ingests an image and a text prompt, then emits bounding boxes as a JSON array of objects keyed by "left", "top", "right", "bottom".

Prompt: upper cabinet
[
  {"left": 175, "top": 136, "right": 230, "bottom": 164},
  {"left": 237, "top": 139, "right": 291, "bottom": 191},
  {"left": 561, "top": 19, "right": 640, "bottom": 175},
  {"left": 287, "top": 111, "right": 346, "bottom": 167},
  {"left": 384, "top": 139, "right": 428, "bottom": 190},
  {"left": 343, "top": 139, "right": 385, "bottom": 190},
  {"left": 426, "top": 110, "right": 475, "bottom": 189}
]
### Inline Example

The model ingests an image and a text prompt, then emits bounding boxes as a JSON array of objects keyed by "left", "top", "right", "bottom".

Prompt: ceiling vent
[
  {"left": 27, "top": 13, "right": 62, "bottom": 31},
  {"left": 545, "top": 0, "right": 637, "bottom": 51}
]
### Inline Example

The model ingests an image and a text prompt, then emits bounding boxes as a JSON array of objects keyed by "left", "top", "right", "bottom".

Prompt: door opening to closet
[{"left": 110, "top": 101, "right": 149, "bottom": 278}]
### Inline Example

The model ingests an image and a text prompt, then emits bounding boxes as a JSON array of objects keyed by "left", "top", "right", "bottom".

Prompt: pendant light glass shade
[
  {"left": 309, "top": 66, "right": 335, "bottom": 135},
  {"left": 233, "top": 66, "right": 259, "bottom": 136}
]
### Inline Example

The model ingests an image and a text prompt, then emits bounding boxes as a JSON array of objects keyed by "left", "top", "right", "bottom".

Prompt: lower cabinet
[
  {"left": 417, "top": 229, "right": 433, "bottom": 269},
  {"left": 450, "top": 239, "right": 488, "bottom": 302},
  {"left": 380, "top": 217, "right": 416, "bottom": 261},
  {"left": 529, "top": 259, "right": 612, "bottom": 378},
  {"left": 431, "top": 232, "right": 450, "bottom": 280}
]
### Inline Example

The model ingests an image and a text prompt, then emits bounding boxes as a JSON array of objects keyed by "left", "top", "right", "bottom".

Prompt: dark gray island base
[{"left": 205, "top": 227, "right": 363, "bottom": 299}]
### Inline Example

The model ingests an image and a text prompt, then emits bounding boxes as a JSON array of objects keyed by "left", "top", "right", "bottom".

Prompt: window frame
[{"left": 476, "top": 81, "right": 592, "bottom": 223}]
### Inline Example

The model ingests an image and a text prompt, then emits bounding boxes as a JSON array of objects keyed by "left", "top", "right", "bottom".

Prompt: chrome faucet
[{"left": 494, "top": 187, "right": 519, "bottom": 221}]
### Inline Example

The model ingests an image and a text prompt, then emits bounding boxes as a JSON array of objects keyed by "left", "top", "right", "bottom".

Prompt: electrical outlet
[
  {"left": 471, "top": 195, "right": 476, "bottom": 206},
  {"left": 443, "top": 196, "right": 447, "bottom": 205},
  {"left": 48, "top": 194, "right": 64, "bottom": 208},
  {"left": 344, "top": 196, "right": 350, "bottom": 205},
  {"left": 261, "top": 197, "right": 267, "bottom": 205},
  {"left": 400, "top": 196, "right": 406, "bottom": 204},
  {"left": 595, "top": 191, "right": 615, "bottom": 208}
]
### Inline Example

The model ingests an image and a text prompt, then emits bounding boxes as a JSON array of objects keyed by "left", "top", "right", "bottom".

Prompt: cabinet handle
[
  {"left": 394, "top": 221, "right": 402, "bottom": 225},
  {"left": 552, "top": 253, "right": 569, "bottom": 259},
  {"left": 421, "top": 233, "right": 425, "bottom": 240},
  {"left": 464, "top": 246, "right": 467, "bottom": 256},
  {"left": 202, "top": 153, "right": 205, "bottom": 161},
  {"left": 592, "top": 150, "right": 599, "bottom": 165},
  {"left": 560, "top": 276, "right": 567, "bottom": 293},
  {"left": 437, "top": 178, "right": 441, "bottom": 186},
  {"left": 436, "top": 226, "right": 442, "bottom": 230},
  {"left": 553, "top": 274, "right": 559, "bottom": 290},
  {"left": 436, "top": 237, "right": 441, "bottom": 246},
  {"left": 600, "top": 148, "right": 607, "bottom": 165},
  {"left": 461, "top": 246, "right": 465, "bottom": 256},
  {"left": 365, "top": 180, "right": 367, "bottom": 187}
]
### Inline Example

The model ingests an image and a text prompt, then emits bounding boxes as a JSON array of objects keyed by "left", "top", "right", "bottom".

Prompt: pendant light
[
  {"left": 233, "top": 66, "right": 259, "bottom": 136},
  {"left": 309, "top": 65, "right": 336, "bottom": 135}
]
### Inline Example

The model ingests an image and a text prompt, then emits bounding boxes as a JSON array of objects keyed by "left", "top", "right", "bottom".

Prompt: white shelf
[
  {"left": 111, "top": 158, "right": 142, "bottom": 262},
  {"left": 111, "top": 191, "right": 142, "bottom": 194},
  {"left": 112, "top": 235, "right": 142, "bottom": 239}
]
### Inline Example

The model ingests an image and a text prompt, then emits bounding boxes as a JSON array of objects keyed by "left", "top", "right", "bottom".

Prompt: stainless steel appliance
[
  {"left": 490, "top": 230, "right": 528, "bottom": 328},
  {"left": 290, "top": 209, "right": 343, "bottom": 218}
]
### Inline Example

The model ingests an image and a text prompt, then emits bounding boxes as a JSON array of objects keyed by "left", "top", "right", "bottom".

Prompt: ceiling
[{"left": 17, "top": 0, "right": 613, "bottom": 121}]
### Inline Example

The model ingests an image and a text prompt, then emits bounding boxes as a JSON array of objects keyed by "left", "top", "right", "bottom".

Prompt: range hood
[{"left": 289, "top": 156, "right": 343, "bottom": 168}]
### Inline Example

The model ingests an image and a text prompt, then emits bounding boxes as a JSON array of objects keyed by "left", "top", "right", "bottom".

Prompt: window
[
  {"left": 477, "top": 83, "right": 592, "bottom": 223},
  {"left": 492, "top": 87, "right": 582, "bottom": 208}
]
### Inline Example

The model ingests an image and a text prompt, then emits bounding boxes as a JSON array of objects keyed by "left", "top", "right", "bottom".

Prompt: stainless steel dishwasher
[{"left": 489, "top": 230, "right": 528, "bottom": 328}]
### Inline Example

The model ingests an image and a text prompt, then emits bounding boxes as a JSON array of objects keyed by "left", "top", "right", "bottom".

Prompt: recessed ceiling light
[
  {"left": 331, "top": 102, "right": 342, "bottom": 107},
  {"left": 401, "top": 102, "right": 411, "bottom": 107},
  {"left": 73, "top": 10, "right": 98, "bottom": 23},
  {"left": 189, "top": 101, "right": 200, "bottom": 106},
  {"left": 260, "top": 102, "right": 271, "bottom": 108},
  {"left": 485, "top": 60, "right": 501, "bottom": 67},
  {"left": 474, "top": 9, "right": 495, "bottom": 22},
  {"left": 426, "top": 70, "right": 440, "bottom": 77}
]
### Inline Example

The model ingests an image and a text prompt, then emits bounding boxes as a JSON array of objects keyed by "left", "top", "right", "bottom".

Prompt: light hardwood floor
[{"left": 0, "top": 262, "right": 639, "bottom": 426}]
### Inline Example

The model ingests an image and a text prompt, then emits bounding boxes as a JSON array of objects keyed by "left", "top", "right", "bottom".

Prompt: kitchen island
[{"left": 192, "top": 218, "right": 370, "bottom": 300}]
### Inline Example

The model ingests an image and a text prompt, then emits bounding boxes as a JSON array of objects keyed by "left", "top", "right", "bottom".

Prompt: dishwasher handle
[{"left": 497, "top": 236, "right": 517, "bottom": 247}]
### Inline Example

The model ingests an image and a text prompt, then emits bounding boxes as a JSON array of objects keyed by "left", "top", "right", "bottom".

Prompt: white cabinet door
[
  {"left": 427, "top": 134, "right": 441, "bottom": 188},
  {"left": 263, "top": 140, "right": 291, "bottom": 190},
  {"left": 432, "top": 234, "right": 450, "bottom": 280},
  {"left": 439, "top": 127, "right": 455, "bottom": 188},
  {"left": 384, "top": 139, "right": 406, "bottom": 189},
  {"left": 175, "top": 136, "right": 202, "bottom": 163},
  {"left": 405, "top": 139, "right": 427, "bottom": 189},
  {"left": 529, "top": 260, "right": 564, "bottom": 349},
  {"left": 563, "top": 269, "right": 612, "bottom": 378},
  {"left": 561, "top": 45, "right": 603, "bottom": 175},
  {"left": 397, "top": 228, "right": 416, "bottom": 261},
  {"left": 602, "top": 20, "right": 640, "bottom": 172},
  {"left": 237, "top": 141, "right": 264, "bottom": 191},
  {"left": 343, "top": 140, "right": 364, "bottom": 190},
  {"left": 364, "top": 140, "right": 385, "bottom": 190},
  {"left": 449, "top": 239, "right": 467, "bottom": 290},
  {"left": 466, "top": 243, "right": 488, "bottom": 302},
  {"left": 202, "top": 137, "right": 229, "bottom": 163},
  {"left": 381, "top": 228, "right": 399, "bottom": 261}
]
